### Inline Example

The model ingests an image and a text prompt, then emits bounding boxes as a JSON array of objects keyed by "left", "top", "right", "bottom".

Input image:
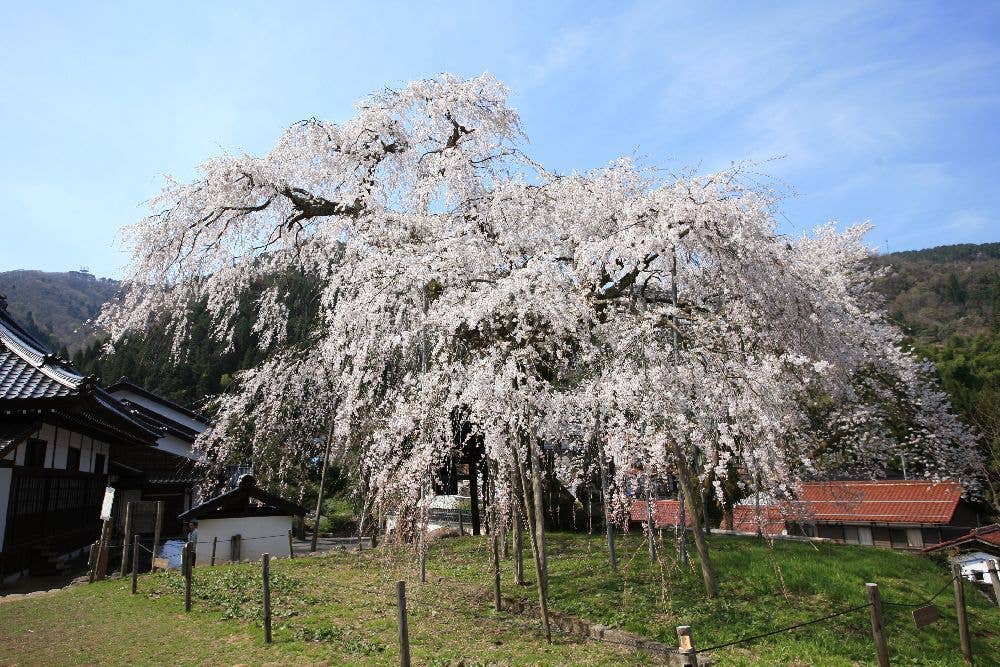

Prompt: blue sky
[{"left": 1, "top": 1, "right": 997, "bottom": 277}]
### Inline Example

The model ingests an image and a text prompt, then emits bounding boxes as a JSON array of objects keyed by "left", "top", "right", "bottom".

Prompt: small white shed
[{"left": 179, "top": 475, "right": 305, "bottom": 564}]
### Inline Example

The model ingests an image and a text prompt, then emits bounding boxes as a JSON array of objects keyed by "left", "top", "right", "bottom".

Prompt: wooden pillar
[
  {"left": 183, "top": 542, "right": 192, "bottom": 612},
  {"left": 130, "top": 535, "right": 139, "bottom": 594},
  {"left": 231, "top": 534, "right": 242, "bottom": 563},
  {"left": 866, "top": 583, "right": 889, "bottom": 667},
  {"left": 262, "top": 553, "right": 272, "bottom": 643},
  {"left": 120, "top": 502, "right": 134, "bottom": 577},
  {"left": 469, "top": 459, "right": 481, "bottom": 537},
  {"left": 396, "top": 580, "right": 411, "bottom": 667},
  {"left": 952, "top": 564, "right": 972, "bottom": 665},
  {"left": 151, "top": 501, "right": 164, "bottom": 560}
]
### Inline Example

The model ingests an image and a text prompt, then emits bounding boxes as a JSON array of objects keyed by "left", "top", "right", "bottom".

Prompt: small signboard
[
  {"left": 99, "top": 486, "right": 116, "bottom": 520},
  {"left": 913, "top": 604, "right": 941, "bottom": 629}
]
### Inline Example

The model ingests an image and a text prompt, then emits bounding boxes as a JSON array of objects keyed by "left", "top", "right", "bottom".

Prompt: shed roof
[
  {"left": 179, "top": 475, "right": 306, "bottom": 521},
  {"left": 922, "top": 524, "right": 1000, "bottom": 554}
]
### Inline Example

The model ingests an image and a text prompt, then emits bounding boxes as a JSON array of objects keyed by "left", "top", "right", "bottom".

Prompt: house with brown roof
[{"left": 732, "top": 480, "right": 987, "bottom": 550}]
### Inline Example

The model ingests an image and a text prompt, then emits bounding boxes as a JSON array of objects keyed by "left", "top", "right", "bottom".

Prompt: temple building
[{"left": 0, "top": 299, "right": 206, "bottom": 582}]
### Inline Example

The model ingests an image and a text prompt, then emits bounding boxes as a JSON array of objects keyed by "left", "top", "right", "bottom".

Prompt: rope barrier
[
  {"left": 883, "top": 575, "right": 958, "bottom": 608},
  {"left": 696, "top": 603, "right": 871, "bottom": 654}
]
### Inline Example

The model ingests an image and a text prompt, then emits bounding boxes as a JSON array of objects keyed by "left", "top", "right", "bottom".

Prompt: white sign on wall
[{"left": 100, "top": 486, "right": 116, "bottom": 520}]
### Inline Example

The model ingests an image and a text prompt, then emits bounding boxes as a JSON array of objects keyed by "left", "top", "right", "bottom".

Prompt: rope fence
[{"left": 99, "top": 536, "right": 989, "bottom": 667}]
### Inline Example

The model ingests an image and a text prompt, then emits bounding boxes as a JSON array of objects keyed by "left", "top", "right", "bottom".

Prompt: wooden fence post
[
  {"left": 396, "top": 580, "right": 411, "bottom": 667},
  {"left": 87, "top": 542, "right": 98, "bottom": 583},
  {"left": 130, "top": 535, "right": 139, "bottom": 594},
  {"left": 183, "top": 541, "right": 193, "bottom": 612},
  {"left": 987, "top": 559, "right": 1000, "bottom": 607},
  {"left": 952, "top": 564, "right": 972, "bottom": 665},
  {"left": 120, "top": 502, "right": 134, "bottom": 577},
  {"left": 231, "top": 534, "right": 241, "bottom": 563},
  {"left": 210, "top": 536, "right": 218, "bottom": 566},
  {"left": 513, "top": 505, "right": 524, "bottom": 586},
  {"left": 866, "top": 583, "right": 889, "bottom": 667},
  {"left": 288, "top": 529, "right": 294, "bottom": 559},
  {"left": 676, "top": 625, "right": 698, "bottom": 666},
  {"left": 151, "top": 501, "right": 164, "bottom": 561},
  {"left": 262, "top": 553, "right": 272, "bottom": 643}
]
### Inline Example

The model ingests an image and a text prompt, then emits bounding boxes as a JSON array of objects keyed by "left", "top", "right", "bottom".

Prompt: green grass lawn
[
  {"left": 0, "top": 532, "right": 996, "bottom": 666},
  {"left": 0, "top": 547, "right": 644, "bottom": 667},
  {"left": 425, "top": 531, "right": 999, "bottom": 666}
]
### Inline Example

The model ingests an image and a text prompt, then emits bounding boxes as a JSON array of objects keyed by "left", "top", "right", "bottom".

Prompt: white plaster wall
[
  {"left": 157, "top": 433, "right": 198, "bottom": 461},
  {"left": 0, "top": 467, "right": 11, "bottom": 551},
  {"left": 195, "top": 515, "right": 293, "bottom": 564}
]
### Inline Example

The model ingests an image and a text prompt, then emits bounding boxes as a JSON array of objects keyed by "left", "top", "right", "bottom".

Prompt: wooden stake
[
  {"left": 262, "top": 553, "right": 272, "bottom": 643},
  {"left": 183, "top": 542, "right": 192, "bottom": 612},
  {"left": 645, "top": 482, "right": 657, "bottom": 562},
  {"left": 210, "top": 536, "right": 218, "bottom": 566},
  {"left": 987, "top": 559, "right": 1000, "bottom": 607},
  {"left": 87, "top": 542, "right": 98, "bottom": 583},
  {"left": 151, "top": 501, "right": 164, "bottom": 561},
  {"left": 120, "top": 502, "right": 133, "bottom": 577},
  {"left": 130, "top": 534, "right": 139, "bottom": 594},
  {"left": 396, "top": 580, "right": 411, "bottom": 667},
  {"left": 288, "top": 530, "right": 294, "bottom": 559},
  {"left": 952, "top": 564, "right": 972, "bottom": 665},
  {"left": 866, "top": 583, "right": 889, "bottom": 667},
  {"left": 231, "top": 534, "right": 241, "bottom": 563},
  {"left": 513, "top": 492, "right": 525, "bottom": 586},
  {"left": 676, "top": 625, "right": 698, "bottom": 666}
]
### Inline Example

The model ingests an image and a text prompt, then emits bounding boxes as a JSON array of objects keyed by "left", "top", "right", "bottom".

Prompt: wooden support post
[
  {"left": 513, "top": 501, "right": 525, "bottom": 586},
  {"left": 262, "top": 553, "right": 272, "bottom": 643},
  {"left": 183, "top": 542, "right": 193, "bottom": 612},
  {"left": 87, "top": 542, "right": 98, "bottom": 583},
  {"left": 120, "top": 502, "right": 133, "bottom": 577},
  {"left": 396, "top": 580, "right": 411, "bottom": 667},
  {"left": 988, "top": 559, "right": 1000, "bottom": 607},
  {"left": 210, "top": 536, "right": 218, "bottom": 566},
  {"left": 469, "top": 459, "right": 481, "bottom": 536},
  {"left": 597, "top": 436, "right": 617, "bottom": 571},
  {"left": 151, "top": 501, "right": 164, "bottom": 561},
  {"left": 676, "top": 625, "right": 698, "bottom": 666},
  {"left": 95, "top": 519, "right": 112, "bottom": 581},
  {"left": 645, "top": 484, "right": 657, "bottom": 562},
  {"left": 492, "top": 532, "right": 502, "bottom": 611},
  {"left": 866, "top": 583, "right": 889, "bottom": 667},
  {"left": 952, "top": 564, "right": 972, "bottom": 665},
  {"left": 288, "top": 530, "right": 294, "bottom": 559},
  {"left": 458, "top": 506, "right": 464, "bottom": 535},
  {"left": 231, "top": 534, "right": 242, "bottom": 563},
  {"left": 130, "top": 535, "right": 139, "bottom": 594}
]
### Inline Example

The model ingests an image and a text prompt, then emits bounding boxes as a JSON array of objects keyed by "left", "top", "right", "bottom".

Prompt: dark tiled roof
[
  {"left": 0, "top": 308, "right": 90, "bottom": 401},
  {"left": 180, "top": 474, "right": 305, "bottom": 520}
]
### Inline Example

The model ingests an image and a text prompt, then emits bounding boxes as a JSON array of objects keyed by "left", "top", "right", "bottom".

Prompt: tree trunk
[
  {"left": 675, "top": 453, "right": 718, "bottom": 598},
  {"left": 528, "top": 430, "right": 548, "bottom": 585},
  {"left": 515, "top": 443, "right": 551, "bottom": 642},
  {"left": 645, "top": 481, "right": 657, "bottom": 562},
  {"left": 512, "top": 468, "right": 526, "bottom": 585}
]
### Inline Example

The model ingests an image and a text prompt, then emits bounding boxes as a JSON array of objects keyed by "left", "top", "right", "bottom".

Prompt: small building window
[
  {"left": 905, "top": 528, "right": 924, "bottom": 548},
  {"left": 24, "top": 439, "right": 47, "bottom": 467},
  {"left": 843, "top": 526, "right": 860, "bottom": 544},
  {"left": 94, "top": 452, "right": 106, "bottom": 475},
  {"left": 66, "top": 446, "right": 81, "bottom": 471},
  {"left": 889, "top": 528, "right": 909, "bottom": 548}
]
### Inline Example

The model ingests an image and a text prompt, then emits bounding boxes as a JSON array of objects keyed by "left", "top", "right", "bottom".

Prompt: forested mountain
[{"left": 0, "top": 269, "right": 119, "bottom": 353}]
